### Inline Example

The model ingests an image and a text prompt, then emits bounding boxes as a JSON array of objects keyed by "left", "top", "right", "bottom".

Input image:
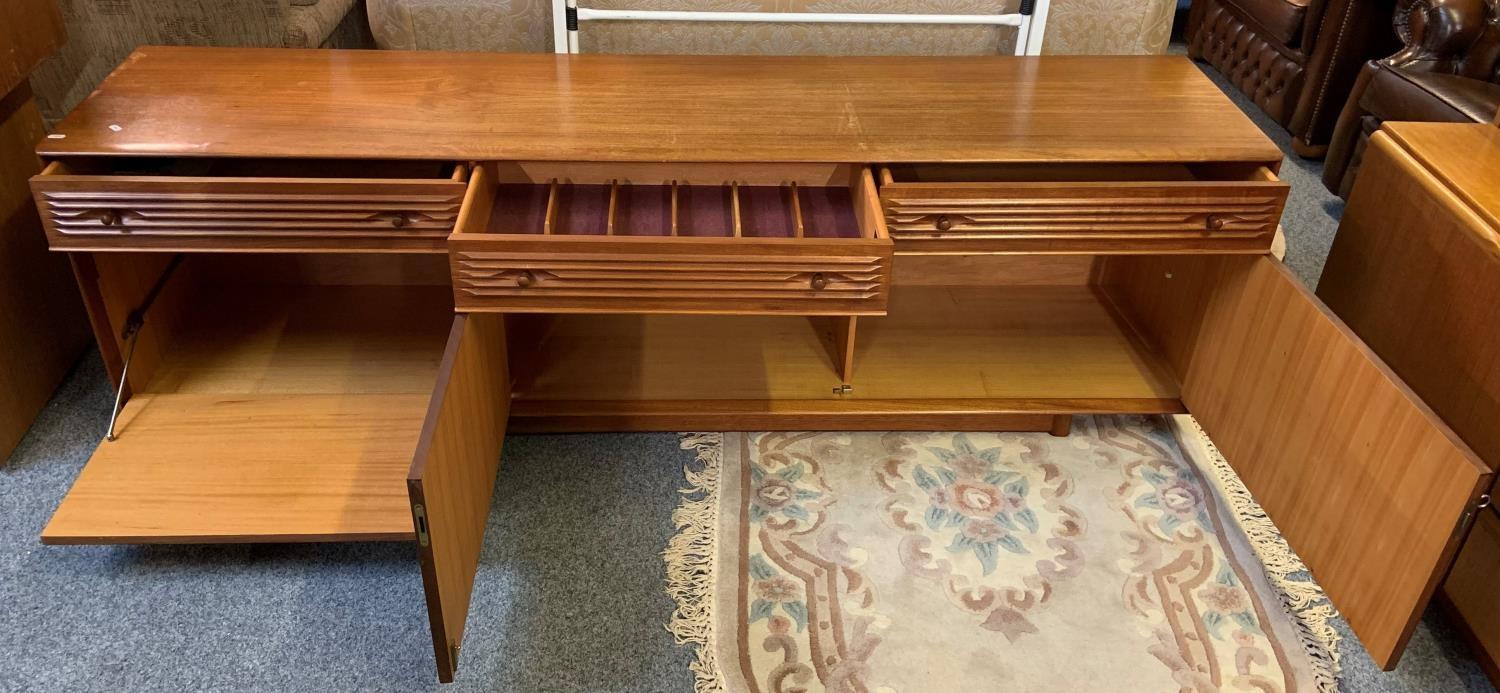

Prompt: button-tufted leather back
[
  {"left": 1188, "top": 0, "right": 1401, "bottom": 152},
  {"left": 1394, "top": 0, "right": 1500, "bottom": 83}
]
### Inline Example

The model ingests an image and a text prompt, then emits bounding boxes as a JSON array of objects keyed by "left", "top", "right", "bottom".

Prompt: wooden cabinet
[
  {"left": 1316, "top": 122, "right": 1500, "bottom": 686},
  {"left": 1445, "top": 506, "right": 1500, "bottom": 686},
  {"left": 0, "top": 0, "right": 89, "bottom": 463},
  {"left": 49, "top": 253, "right": 506, "bottom": 682},
  {"left": 0, "top": 0, "right": 65, "bottom": 98},
  {"left": 24, "top": 48, "right": 1491, "bottom": 683}
]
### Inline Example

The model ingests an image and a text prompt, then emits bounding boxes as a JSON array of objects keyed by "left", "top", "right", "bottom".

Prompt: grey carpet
[
  {"left": 2, "top": 57, "right": 1493, "bottom": 692},
  {"left": 2, "top": 354, "right": 694, "bottom": 692}
]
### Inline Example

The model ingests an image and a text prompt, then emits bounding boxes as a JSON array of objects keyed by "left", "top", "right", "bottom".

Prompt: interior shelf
[
  {"left": 508, "top": 284, "right": 1184, "bottom": 427},
  {"left": 43, "top": 284, "right": 453, "bottom": 545}
]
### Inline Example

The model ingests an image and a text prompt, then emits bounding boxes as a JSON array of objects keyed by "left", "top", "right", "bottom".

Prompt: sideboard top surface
[
  {"left": 39, "top": 47, "right": 1282, "bottom": 165},
  {"left": 1383, "top": 122, "right": 1500, "bottom": 235}
]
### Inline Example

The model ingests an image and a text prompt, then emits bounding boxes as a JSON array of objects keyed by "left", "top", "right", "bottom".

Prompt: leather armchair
[
  {"left": 1187, "top": 0, "right": 1400, "bottom": 157},
  {"left": 1322, "top": 0, "right": 1500, "bottom": 198}
]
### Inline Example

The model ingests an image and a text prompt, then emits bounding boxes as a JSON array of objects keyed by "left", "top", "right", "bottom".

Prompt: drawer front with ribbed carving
[
  {"left": 880, "top": 166, "right": 1288, "bottom": 254},
  {"left": 451, "top": 237, "right": 890, "bottom": 314},
  {"left": 447, "top": 162, "right": 892, "bottom": 314},
  {"left": 32, "top": 162, "right": 467, "bottom": 252}
]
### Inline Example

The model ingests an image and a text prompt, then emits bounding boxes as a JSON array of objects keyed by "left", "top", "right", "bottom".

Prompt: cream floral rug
[{"left": 665, "top": 416, "right": 1340, "bottom": 692}]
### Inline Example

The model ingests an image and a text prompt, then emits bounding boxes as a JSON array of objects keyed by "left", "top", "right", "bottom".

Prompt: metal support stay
[{"left": 105, "top": 254, "right": 184, "bottom": 442}]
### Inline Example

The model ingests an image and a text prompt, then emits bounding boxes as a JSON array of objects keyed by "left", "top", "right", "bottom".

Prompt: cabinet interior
[
  {"left": 505, "top": 254, "right": 1192, "bottom": 430},
  {"left": 43, "top": 253, "right": 456, "bottom": 545}
]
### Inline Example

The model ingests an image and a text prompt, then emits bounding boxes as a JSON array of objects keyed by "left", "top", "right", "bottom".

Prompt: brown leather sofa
[
  {"left": 1187, "top": 0, "right": 1400, "bottom": 157},
  {"left": 1323, "top": 0, "right": 1500, "bottom": 198}
]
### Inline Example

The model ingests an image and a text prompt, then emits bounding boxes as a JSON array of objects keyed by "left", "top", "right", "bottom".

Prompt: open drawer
[
  {"left": 878, "top": 162, "right": 1288, "bottom": 254},
  {"left": 30, "top": 159, "right": 467, "bottom": 252},
  {"left": 448, "top": 162, "right": 892, "bottom": 315},
  {"left": 49, "top": 253, "right": 507, "bottom": 682}
]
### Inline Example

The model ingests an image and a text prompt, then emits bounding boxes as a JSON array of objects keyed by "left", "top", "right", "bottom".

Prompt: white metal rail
[{"left": 553, "top": 0, "right": 1050, "bottom": 56}]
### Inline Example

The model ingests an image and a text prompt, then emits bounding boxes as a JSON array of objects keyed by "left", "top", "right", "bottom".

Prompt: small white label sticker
[{"left": 46, "top": 134, "right": 66, "bottom": 139}]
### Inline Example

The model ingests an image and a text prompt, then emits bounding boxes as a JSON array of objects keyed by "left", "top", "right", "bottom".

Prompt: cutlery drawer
[{"left": 448, "top": 162, "right": 892, "bottom": 315}]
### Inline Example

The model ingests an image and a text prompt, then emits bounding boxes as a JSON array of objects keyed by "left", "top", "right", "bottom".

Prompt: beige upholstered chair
[
  {"left": 368, "top": 0, "right": 1176, "bottom": 56},
  {"left": 32, "top": 0, "right": 373, "bottom": 125}
]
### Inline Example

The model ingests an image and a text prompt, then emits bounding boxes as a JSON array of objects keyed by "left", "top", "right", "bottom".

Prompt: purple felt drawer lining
[{"left": 485, "top": 183, "right": 861, "bottom": 238}]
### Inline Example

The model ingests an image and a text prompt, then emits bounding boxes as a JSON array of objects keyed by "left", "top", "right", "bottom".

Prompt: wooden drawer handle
[
  {"left": 935, "top": 215, "right": 952, "bottom": 231},
  {"left": 810, "top": 273, "right": 828, "bottom": 290},
  {"left": 371, "top": 211, "right": 413, "bottom": 228},
  {"left": 514, "top": 270, "right": 535, "bottom": 287},
  {"left": 1205, "top": 214, "right": 1225, "bottom": 231}
]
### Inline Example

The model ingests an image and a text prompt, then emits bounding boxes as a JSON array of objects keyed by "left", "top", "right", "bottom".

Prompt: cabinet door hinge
[{"left": 413, "top": 504, "right": 431, "bottom": 547}]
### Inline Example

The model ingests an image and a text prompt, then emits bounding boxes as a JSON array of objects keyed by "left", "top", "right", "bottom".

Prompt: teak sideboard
[{"left": 29, "top": 47, "right": 1494, "bottom": 682}]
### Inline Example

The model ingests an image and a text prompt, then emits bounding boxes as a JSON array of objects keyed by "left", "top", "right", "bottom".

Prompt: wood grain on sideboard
[{"left": 40, "top": 48, "right": 1280, "bottom": 165}]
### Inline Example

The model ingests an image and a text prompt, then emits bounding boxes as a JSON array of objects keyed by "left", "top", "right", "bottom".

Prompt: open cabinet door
[
  {"left": 408, "top": 313, "right": 510, "bottom": 682},
  {"left": 1101, "top": 254, "right": 1492, "bottom": 669}
]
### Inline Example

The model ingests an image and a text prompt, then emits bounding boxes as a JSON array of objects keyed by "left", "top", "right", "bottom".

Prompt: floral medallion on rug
[{"left": 665, "top": 416, "right": 1339, "bottom": 693}]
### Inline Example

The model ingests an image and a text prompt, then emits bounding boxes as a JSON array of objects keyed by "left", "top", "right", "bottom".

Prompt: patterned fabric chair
[
  {"left": 367, "top": 0, "right": 1178, "bottom": 56},
  {"left": 32, "top": 0, "right": 374, "bottom": 125}
]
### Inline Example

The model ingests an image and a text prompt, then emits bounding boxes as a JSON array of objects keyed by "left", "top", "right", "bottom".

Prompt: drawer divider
[
  {"left": 542, "top": 179, "right": 559, "bottom": 235},
  {"left": 669, "top": 180, "right": 680, "bottom": 236},
  {"left": 790, "top": 182, "right": 805, "bottom": 239},
  {"left": 730, "top": 182, "right": 742, "bottom": 237},
  {"left": 605, "top": 179, "right": 619, "bottom": 235}
]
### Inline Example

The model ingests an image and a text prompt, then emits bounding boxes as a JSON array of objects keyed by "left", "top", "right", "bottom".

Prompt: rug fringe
[
  {"left": 664, "top": 433, "right": 725, "bottom": 693},
  {"left": 1175, "top": 416, "right": 1342, "bottom": 693}
]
